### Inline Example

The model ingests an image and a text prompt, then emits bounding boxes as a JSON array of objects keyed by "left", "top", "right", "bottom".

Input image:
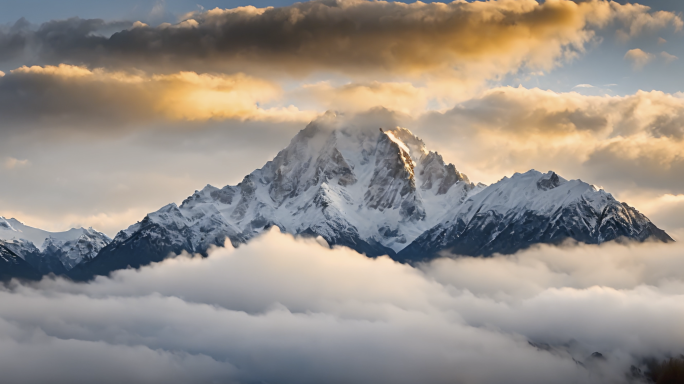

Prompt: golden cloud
[
  {"left": 611, "top": 2, "right": 683, "bottom": 39},
  {"left": 295, "top": 81, "right": 429, "bottom": 115},
  {"left": 660, "top": 51, "right": 679, "bottom": 64},
  {"left": 415, "top": 87, "right": 684, "bottom": 194},
  {"left": 1, "top": 0, "right": 680, "bottom": 82},
  {"left": 624, "top": 48, "right": 654, "bottom": 70},
  {"left": 0, "top": 65, "right": 316, "bottom": 125}
]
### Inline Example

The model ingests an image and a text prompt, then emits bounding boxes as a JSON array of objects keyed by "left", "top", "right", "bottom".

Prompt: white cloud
[
  {"left": 411, "top": 86, "right": 684, "bottom": 204},
  {"left": 573, "top": 84, "right": 595, "bottom": 88},
  {"left": 624, "top": 48, "right": 654, "bottom": 70},
  {"left": 660, "top": 51, "right": 679, "bottom": 64},
  {"left": 1, "top": 229, "right": 683, "bottom": 383},
  {"left": 150, "top": 0, "right": 166, "bottom": 19}
]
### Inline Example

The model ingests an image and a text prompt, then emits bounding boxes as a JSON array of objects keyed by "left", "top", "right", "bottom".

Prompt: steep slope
[
  {"left": 41, "top": 231, "right": 111, "bottom": 270},
  {"left": 0, "top": 217, "right": 111, "bottom": 274},
  {"left": 396, "top": 171, "right": 673, "bottom": 261},
  {"left": 69, "top": 119, "right": 672, "bottom": 281},
  {"left": 1, "top": 238, "right": 68, "bottom": 275},
  {"left": 0, "top": 242, "right": 42, "bottom": 281},
  {"left": 69, "top": 121, "right": 477, "bottom": 280}
]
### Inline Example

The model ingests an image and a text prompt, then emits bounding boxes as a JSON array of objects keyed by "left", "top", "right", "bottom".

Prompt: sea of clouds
[{"left": 1, "top": 228, "right": 683, "bottom": 383}]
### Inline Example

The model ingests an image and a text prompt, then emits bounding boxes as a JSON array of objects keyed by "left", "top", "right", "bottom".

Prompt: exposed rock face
[
  {"left": 0, "top": 217, "right": 111, "bottom": 276},
  {"left": 2, "top": 239, "right": 68, "bottom": 276},
  {"left": 0, "top": 242, "right": 42, "bottom": 281},
  {"left": 537, "top": 172, "right": 562, "bottom": 191},
  {"left": 396, "top": 170, "right": 673, "bottom": 262},
  {"left": 70, "top": 121, "right": 476, "bottom": 280},
  {"left": 68, "top": 120, "right": 672, "bottom": 281},
  {"left": 41, "top": 231, "right": 111, "bottom": 270}
]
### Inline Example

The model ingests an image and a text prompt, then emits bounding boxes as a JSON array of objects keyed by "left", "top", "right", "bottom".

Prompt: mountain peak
[
  {"left": 0, "top": 217, "right": 16, "bottom": 231},
  {"left": 0, "top": 218, "right": 111, "bottom": 276},
  {"left": 66, "top": 121, "right": 672, "bottom": 281},
  {"left": 537, "top": 172, "right": 563, "bottom": 191},
  {"left": 383, "top": 127, "right": 428, "bottom": 161}
]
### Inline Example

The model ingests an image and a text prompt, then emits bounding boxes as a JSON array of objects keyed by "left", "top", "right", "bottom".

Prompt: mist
[{"left": 0, "top": 228, "right": 682, "bottom": 383}]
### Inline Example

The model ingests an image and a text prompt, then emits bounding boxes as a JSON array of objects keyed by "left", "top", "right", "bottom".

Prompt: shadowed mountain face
[
  {"left": 0, "top": 217, "right": 111, "bottom": 277},
  {"left": 396, "top": 171, "right": 673, "bottom": 262},
  {"left": 68, "top": 120, "right": 671, "bottom": 281},
  {"left": 0, "top": 243, "right": 42, "bottom": 282}
]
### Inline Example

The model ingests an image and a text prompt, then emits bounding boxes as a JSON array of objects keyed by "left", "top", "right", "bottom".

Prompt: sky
[
  {"left": 1, "top": 0, "right": 684, "bottom": 240},
  {"left": 4, "top": 1, "right": 684, "bottom": 383}
]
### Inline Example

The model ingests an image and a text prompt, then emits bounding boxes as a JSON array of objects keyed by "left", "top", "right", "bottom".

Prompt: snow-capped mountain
[
  {"left": 0, "top": 242, "right": 41, "bottom": 281},
  {"left": 396, "top": 170, "right": 672, "bottom": 262},
  {"left": 69, "top": 119, "right": 671, "bottom": 280},
  {"left": 0, "top": 217, "right": 111, "bottom": 275}
]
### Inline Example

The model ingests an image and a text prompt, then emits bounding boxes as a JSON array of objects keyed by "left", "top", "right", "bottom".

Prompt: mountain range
[
  {"left": 0, "top": 217, "right": 110, "bottom": 279},
  {"left": 0, "top": 119, "right": 673, "bottom": 281}
]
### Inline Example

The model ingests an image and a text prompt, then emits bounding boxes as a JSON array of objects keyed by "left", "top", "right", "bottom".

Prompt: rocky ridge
[
  {"left": 0, "top": 217, "right": 111, "bottom": 276},
  {"left": 68, "top": 119, "right": 672, "bottom": 281}
]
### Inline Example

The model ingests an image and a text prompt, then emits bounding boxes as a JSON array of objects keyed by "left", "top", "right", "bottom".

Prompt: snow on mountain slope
[
  {"left": 396, "top": 170, "right": 673, "bottom": 261},
  {"left": 70, "top": 118, "right": 479, "bottom": 280},
  {"left": 42, "top": 231, "right": 112, "bottom": 270},
  {"left": 69, "top": 116, "right": 672, "bottom": 281},
  {"left": 0, "top": 217, "right": 111, "bottom": 273},
  {"left": 0, "top": 217, "right": 94, "bottom": 248}
]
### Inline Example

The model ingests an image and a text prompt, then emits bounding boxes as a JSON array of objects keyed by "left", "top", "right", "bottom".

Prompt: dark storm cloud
[
  {"left": 0, "top": 17, "right": 132, "bottom": 63},
  {"left": 0, "top": 0, "right": 680, "bottom": 76},
  {"left": 0, "top": 18, "right": 30, "bottom": 60}
]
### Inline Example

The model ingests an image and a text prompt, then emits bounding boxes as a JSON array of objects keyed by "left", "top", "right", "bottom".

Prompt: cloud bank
[
  {"left": 1, "top": 229, "right": 683, "bottom": 383},
  {"left": 0, "top": 0, "right": 680, "bottom": 136},
  {"left": 5, "top": 84, "right": 684, "bottom": 235},
  {"left": 414, "top": 86, "right": 684, "bottom": 200},
  {"left": 0, "top": 64, "right": 314, "bottom": 126},
  {"left": 1, "top": 0, "right": 680, "bottom": 80}
]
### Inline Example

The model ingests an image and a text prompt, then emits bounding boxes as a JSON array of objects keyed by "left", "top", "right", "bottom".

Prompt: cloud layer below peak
[{"left": 2, "top": 228, "right": 684, "bottom": 383}]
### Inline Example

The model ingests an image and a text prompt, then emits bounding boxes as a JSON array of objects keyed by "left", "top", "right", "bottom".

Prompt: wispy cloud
[
  {"left": 661, "top": 51, "right": 679, "bottom": 64},
  {"left": 3, "top": 157, "right": 29, "bottom": 170},
  {"left": 624, "top": 48, "right": 654, "bottom": 70}
]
